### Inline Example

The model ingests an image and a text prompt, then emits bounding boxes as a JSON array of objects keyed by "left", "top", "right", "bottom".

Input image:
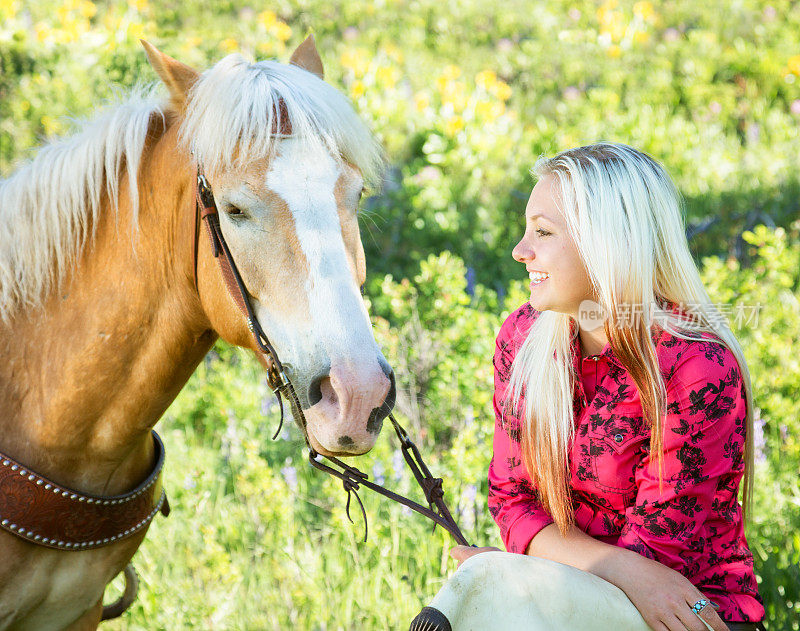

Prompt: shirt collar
[{"left": 568, "top": 315, "right": 671, "bottom": 373}]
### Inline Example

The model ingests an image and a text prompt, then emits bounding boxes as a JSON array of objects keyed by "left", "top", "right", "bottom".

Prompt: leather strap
[
  {"left": 193, "top": 169, "right": 294, "bottom": 399},
  {"left": 0, "top": 431, "right": 169, "bottom": 550},
  {"left": 192, "top": 164, "right": 469, "bottom": 548}
]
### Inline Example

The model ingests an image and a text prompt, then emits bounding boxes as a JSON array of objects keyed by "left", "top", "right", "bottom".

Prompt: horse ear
[
  {"left": 141, "top": 40, "right": 199, "bottom": 110},
  {"left": 289, "top": 35, "right": 324, "bottom": 79}
]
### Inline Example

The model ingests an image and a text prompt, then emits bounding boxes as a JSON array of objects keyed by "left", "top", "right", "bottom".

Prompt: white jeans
[{"left": 423, "top": 551, "right": 661, "bottom": 631}]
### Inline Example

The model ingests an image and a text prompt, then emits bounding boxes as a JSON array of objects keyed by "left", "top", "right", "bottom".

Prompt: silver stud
[
  {"left": 18, "top": 469, "right": 26, "bottom": 476},
  {"left": 86, "top": 498, "right": 93, "bottom": 504},
  {"left": 70, "top": 494, "right": 77, "bottom": 500},
  {"left": 44, "top": 484, "right": 51, "bottom": 490},
  {"left": 102, "top": 538, "right": 109, "bottom": 543},
  {"left": 1, "top": 520, "right": 8, "bottom": 526},
  {"left": 2, "top": 460, "right": 8, "bottom": 466},
  {"left": 42, "top": 538, "right": 49, "bottom": 544},
  {"left": 36, "top": 479, "right": 43, "bottom": 485},
  {"left": 27, "top": 474, "right": 35, "bottom": 481},
  {"left": 34, "top": 535, "right": 41, "bottom": 541},
  {"left": 10, "top": 465, "right": 17, "bottom": 471},
  {"left": 9, "top": 524, "right": 17, "bottom": 531}
]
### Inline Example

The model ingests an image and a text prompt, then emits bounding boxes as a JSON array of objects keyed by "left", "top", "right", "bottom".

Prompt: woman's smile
[{"left": 528, "top": 270, "right": 549, "bottom": 288}]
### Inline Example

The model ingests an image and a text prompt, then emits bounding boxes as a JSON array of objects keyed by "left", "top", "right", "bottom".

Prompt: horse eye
[{"left": 226, "top": 204, "right": 244, "bottom": 217}]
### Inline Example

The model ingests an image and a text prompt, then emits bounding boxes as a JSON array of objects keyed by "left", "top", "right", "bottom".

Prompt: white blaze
[{"left": 259, "top": 138, "right": 374, "bottom": 366}]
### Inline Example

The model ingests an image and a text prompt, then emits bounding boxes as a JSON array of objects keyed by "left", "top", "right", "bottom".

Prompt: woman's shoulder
[
  {"left": 496, "top": 302, "right": 539, "bottom": 354},
  {"left": 656, "top": 328, "right": 743, "bottom": 388}
]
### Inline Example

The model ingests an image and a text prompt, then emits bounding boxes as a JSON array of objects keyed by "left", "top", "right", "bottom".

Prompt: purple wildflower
[{"left": 281, "top": 464, "right": 298, "bottom": 491}]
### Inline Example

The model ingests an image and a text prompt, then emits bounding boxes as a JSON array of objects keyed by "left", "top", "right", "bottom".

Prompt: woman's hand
[
  {"left": 612, "top": 551, "right": 728, "bottom": 631},
  {"left": 449, "top": 545, "right": 502, "bottom": 569}
]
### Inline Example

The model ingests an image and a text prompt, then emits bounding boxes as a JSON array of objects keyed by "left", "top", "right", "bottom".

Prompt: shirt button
[
  {"left": 593, "top": 356, "right": 599, "bottom": 361},
  {"left": 613, "top": 433, "right": 624, "bottom": 443}
]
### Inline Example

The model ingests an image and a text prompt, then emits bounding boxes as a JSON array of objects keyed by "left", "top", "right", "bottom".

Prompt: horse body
[{"left": 0, "top": 38, "right": 393, "bottom": 629}]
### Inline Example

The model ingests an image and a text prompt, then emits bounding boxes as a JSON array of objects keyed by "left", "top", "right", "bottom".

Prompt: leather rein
[{"left": 193, "top": 166, "right": 469, "bottom": 547}]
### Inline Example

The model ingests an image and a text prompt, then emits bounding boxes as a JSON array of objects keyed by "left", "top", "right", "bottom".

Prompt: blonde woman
[{"left": 448, "top": 143, "right": 765, "bottom": 630}]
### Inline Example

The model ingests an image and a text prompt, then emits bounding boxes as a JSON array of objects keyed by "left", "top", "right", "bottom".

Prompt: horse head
[{"left": 143, "top": 38, "right": 395, "bottom": 457}]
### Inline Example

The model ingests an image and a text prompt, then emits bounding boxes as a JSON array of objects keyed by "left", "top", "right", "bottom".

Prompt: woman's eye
[{"left": 535, "top": 228, "right": 551, "bottom": 237}]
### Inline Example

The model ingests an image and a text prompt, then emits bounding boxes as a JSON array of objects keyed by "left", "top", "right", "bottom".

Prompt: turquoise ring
[{"left": 691, "top": 599, "right": 709, "bottom": 614}]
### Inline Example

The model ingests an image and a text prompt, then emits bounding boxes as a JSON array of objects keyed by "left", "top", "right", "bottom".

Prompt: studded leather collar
[{"left": 0, "top": 431, "right": 169, "bottom": 550}]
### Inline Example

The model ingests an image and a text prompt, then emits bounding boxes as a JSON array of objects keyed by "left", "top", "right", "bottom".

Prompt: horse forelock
[
  {"left": 0, "top": 85, "right": 165, "bottom": 323},
  {"left": 178, "top": 54, "right": 385, "bottom": 189}
]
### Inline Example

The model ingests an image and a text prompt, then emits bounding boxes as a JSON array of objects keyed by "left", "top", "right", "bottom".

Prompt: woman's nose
[{"left": 512, "top": 237, "right": 533, "bottom": 263}]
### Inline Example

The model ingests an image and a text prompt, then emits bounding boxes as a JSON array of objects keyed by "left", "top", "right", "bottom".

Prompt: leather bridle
[{"left": 193, "top": 166, "right": 469, "bottom": 546}]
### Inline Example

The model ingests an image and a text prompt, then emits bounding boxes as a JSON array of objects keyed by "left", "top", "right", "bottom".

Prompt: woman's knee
[{"left": 422, "top": 551, "right": 652, "bottom": 631}]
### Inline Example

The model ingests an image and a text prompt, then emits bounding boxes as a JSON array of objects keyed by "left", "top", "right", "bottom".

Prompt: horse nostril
[
  {"left": 308, "top": 374, "right": 325, "bottom": 407},
  {"left": 367, "top": 371, "right": 395, "bottom": 435}
]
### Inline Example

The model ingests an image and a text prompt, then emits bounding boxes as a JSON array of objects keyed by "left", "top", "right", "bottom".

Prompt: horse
[{"left": 0, "top": 36, "right": 395, "bottom": 630}]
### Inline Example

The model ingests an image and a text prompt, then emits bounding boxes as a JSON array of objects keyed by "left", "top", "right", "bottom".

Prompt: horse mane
[
  {"left": 0, "top": 52, "right": 384, "bottom": 323},
  {"left": 180, "top": 54, "right": 384, "bottom": 184},
  {"left": 0, "top": 86, "right": 164, "bottom": 323}
]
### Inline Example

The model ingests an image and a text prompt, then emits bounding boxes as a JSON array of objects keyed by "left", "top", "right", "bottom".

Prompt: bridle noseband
[{"left": 193, "top": 165, "right": 469, "bottom": 546}]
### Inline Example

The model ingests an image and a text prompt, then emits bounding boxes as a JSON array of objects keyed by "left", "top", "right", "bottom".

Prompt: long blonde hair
[{"left": 506, "top": 142, "right": 754, "bottom": 535}]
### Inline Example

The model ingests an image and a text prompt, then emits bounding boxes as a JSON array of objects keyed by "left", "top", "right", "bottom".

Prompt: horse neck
[{"left": 0, "top": 120, "right": 217, "bottom": 495}]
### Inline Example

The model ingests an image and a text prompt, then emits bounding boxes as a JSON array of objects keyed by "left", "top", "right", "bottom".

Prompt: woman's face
[{"left": 512, "top": 174, "right": 596, "bottom": 318}]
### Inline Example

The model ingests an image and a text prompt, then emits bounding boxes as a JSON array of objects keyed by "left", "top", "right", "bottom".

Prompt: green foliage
[
  {"left": 702, "top": 223, "right": 800, "bottom": 630},
  {"left": 2, "top": 1, "right": 799, "bottom": 628}
]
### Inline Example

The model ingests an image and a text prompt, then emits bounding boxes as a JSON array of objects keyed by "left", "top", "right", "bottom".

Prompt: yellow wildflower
[
  {"left": 258, "top": 10, "right": 277, "bottom": 28},
  {"left": 440, "top": 81, "right": 468, "bottom": 111},
  {"left": 633, "top": 30, "right": 650, "bottom": 45},
  {"left": 34, "top": 22, "right": 51, "bottom": 42},
  {"left": 441, "top": 64, "right": 461, "bottom": 81},
  {"left": 375, "top": 65, "right": 398, "bottom": 88},
  {"left": 270, "top": 21, "right": 292, "bottom": 42},
  {"left": 340, "top": 48, "right": 370, "bottom": 77},
  {"left": 414, "top": 93, "right": 430, "bottom": 112},
  {"left": 491, "top": 79, "right": 512, "bottom": 101},
  {"left": 444, "top": 115, "right": 464, "bottom": 136},
  {"left": 787, "top": 55, "right": 800, "bottom": 76},
  {"left": 633, "top": 1, "right": 654, "bottom": 21},
  {"left": 79, "top": 0, "right": 96, "bottom": 18},
  {"left": 127, "top": 21, "right": 146, "bottom": 41},
  {"left": 41, "top": 115, "right": 61, "bottom": 137},
  {"left": 220, "top": 37, "right": 238, "bottom": 53},
  {"left": 351, "top": 80, "right": 366, "bottom": 98},
  {"left": 607, "top": 44, "right": 622, "bottom": 58},
  {"left": 382, "top": 43, "right": 403, "bottom": 63},
  {"left": 182, "top": 35, "right": 203, "bottom": 50},
  {"left": 0, "top": 0, "right": 17, "bottom": 19},
  {"left": 475, "top": 69, "right": 497, "bottom": 91}
]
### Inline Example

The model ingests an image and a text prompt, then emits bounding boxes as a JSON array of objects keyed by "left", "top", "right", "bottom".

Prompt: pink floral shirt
[{"left": 487, "top": 303, "right": 764, "bottom": 623}]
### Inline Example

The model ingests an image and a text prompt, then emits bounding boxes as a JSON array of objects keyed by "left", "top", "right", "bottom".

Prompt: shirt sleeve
[
  {"left": 487, "top": 310, "right": 554, "bottom": 554},
  {"left": 616, "top": 339, "right": 748, "bottom": 575}
]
